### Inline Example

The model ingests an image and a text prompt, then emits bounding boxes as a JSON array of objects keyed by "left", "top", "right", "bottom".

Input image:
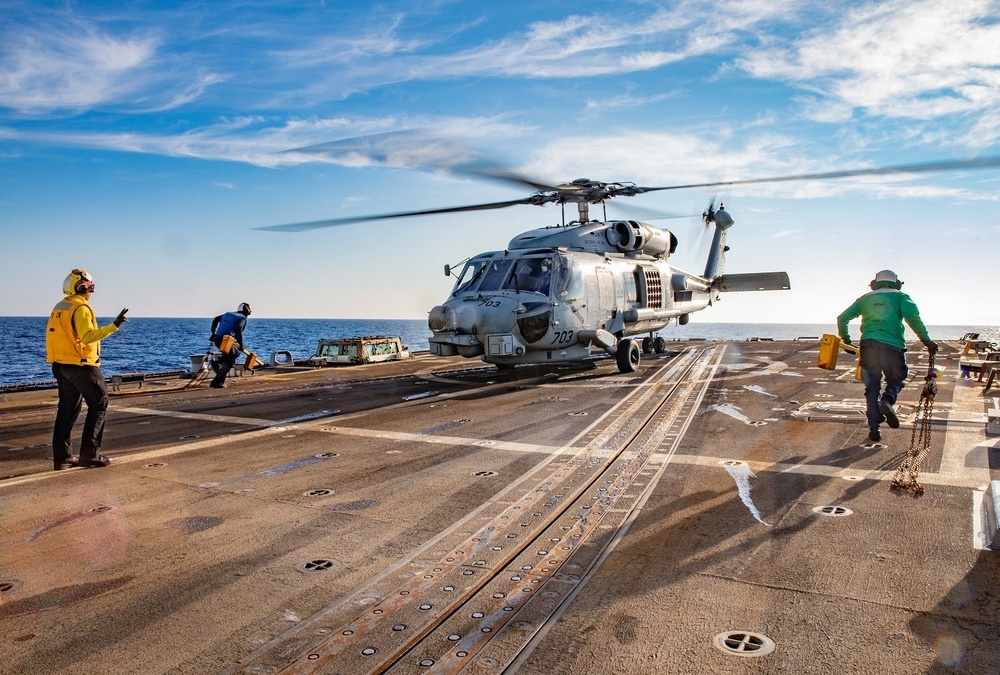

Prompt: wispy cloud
[
  {"left": 0, "top": 115, "right": 525, "bottom": 168},
  {"left": 585, "top": 93, "right": 674, "bottom": 112},
  {"left": 736, "top": 0, "right": 1000, "bottom": 126},
  {"left": 269, "top": 0, "right": 804, "bottom": 96},
  {"left": 0, "top": 12, "right": 225, "bottom": 115}
]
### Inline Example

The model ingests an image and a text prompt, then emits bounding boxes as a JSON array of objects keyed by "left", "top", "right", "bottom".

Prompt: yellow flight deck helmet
[{"left": 63, "top": 269, "right": 95, "bottom": 295}]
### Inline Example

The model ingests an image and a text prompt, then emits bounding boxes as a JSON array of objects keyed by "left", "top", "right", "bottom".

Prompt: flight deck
[{"left": 1, "top": 340, "right": 998, "bottom": 674}]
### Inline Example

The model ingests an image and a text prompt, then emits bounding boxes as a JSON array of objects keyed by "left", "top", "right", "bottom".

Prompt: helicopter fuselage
[{"left": 427, "top": 219, "right": 722, "bottom": 369}]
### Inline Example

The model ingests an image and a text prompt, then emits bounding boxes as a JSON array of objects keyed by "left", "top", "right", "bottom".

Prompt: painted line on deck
[
  {"left": 668, "top": 452, "right": 989, "bottom": 488},
  {"left": 0, "top": 426, "right": 292, "bottom": 490},
  {"left": 314, "top": 424, "right": 572, "bottom": 455},
  {"left": 116, "top": 406, "right": 274, "bottom": 425}
]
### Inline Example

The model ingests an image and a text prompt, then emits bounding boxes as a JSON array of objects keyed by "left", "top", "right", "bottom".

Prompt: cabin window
[
  {"left": 478, "top": 258, "right": 515, "bottom": 291},
  {"left": 624, "top": 268, "right": 638, "bottom": 305},
  {"left": 503, "top": 257, "right": 552, "bottom": 295},
  {"left": 452, "top": 257, "right": 491, "bottom": 295},
  {"left": 365, "top": 341, "right": 399, "bottom": 356},
  {"left": 321, "top": 344, "right": 358, "bottom": 357},
  {"left": 555, "top": 256, "right": 582, "bottom": 301}
]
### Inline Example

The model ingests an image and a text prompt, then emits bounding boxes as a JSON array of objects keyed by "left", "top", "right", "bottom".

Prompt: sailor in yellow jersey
[{"left": 45, "top": 269, "right": 129, "bottom": 470}]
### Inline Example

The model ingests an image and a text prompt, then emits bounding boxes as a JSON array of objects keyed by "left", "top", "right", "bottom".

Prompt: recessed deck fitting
[
  {"left": 298, "top": 559, "right": 340, "bottom": 572},
  {"left": 0, "top": 580, "right": 21, "bottom": 594},
  {"left": 471, "top": 470, "right": 499, "bottom": 477},
  {"left": 713, "top": 631, "right": 776, "bottom": 657},
  {"left": 813, "top": 505, "right": 853, "bottom": 517},
  {"left": 304, "top": 488, "right": 334, "bottom": 497}
]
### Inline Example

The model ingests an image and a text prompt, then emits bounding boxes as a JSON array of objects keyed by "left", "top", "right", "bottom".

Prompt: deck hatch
[{"left": 713, "top": 631, "right": 776, "bottom": 657}]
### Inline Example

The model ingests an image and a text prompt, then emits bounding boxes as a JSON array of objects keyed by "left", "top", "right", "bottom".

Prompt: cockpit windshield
[
  {"left": 451, "top": 254, "right": 566, "bottom": 297},
  {"left": 451, "top": 257, "right": 491, "bottom": 295},
  {"left": 478, "top": 259, "right": 515, "bottom": 291}
]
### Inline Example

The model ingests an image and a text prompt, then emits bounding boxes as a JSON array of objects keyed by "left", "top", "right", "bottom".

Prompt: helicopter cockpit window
[
  {"left": 503, "top": 257, "right": 552, "bottom": 295},
  {"left": 554, "top": 256, "right": 582, "bottom": 300},
  {"left": 478, "top": 258, "right": 516, "bottom": 291},
  {"left": 452, "top": 258, "right": 491, "bottom": 295}
]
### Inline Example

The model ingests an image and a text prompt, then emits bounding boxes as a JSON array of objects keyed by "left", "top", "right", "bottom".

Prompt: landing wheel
[
  {"left": 616, "top": 338, "right": 640, "bottom": 373},
  {"left": 641, "top": 336, "right": 653, "bottom": 354},
  {"left": 653, "top": 336, "right": 666, "bottom": 354}
]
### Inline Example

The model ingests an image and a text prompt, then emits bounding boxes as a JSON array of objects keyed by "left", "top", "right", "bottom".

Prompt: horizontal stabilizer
[{"left": 714, "top": 272, "right": 790, "bottom": 292}]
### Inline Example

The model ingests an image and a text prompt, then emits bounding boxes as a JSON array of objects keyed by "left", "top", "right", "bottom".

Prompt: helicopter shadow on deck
[{"left": 442, "top": 352, "right": 678, "bottom": 403}]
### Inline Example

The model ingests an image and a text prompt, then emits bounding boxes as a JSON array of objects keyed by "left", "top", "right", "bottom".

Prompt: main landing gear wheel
[
  {"left": 641, "top": 336, "right": 653, "bottom": 354},
  {"left": 653, "top": 336, "right": 666, "bottom": 353},
  {"left": 616, "top": 338, "right": 640, "bottom": 373}
]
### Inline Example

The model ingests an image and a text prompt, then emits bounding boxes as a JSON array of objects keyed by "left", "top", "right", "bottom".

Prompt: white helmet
[
  {"left": 63, "top": 269, "right": 94, "bottom": 295},
  {"left": 871, "top": 269, "right": 902, "bottom": 290}
]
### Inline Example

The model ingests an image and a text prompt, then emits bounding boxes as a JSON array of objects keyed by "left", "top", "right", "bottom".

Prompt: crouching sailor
[
  {"left": 46, "top": 269, "right": 128, "bottom": 470},
  {"left": 209, "top": 302, "right": 252, "bottom": 388}
]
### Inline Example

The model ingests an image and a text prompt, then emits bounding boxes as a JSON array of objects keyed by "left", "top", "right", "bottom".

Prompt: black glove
[
  {"left": 922, "top": 338, "right": 938, "bottom": 355},
  {"left": 114, "top": 308, "right": 129, "bottom": 327}
]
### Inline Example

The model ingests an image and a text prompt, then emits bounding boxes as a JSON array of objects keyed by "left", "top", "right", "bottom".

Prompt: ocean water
[
  {"left": 1, "top": 316, "right": 996, "bottom": 388},
  {"left": 0, "top": 317, "right": 431, "bottom": 387}
]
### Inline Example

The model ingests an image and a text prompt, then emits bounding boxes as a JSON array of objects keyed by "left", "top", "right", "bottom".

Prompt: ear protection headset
[
  {"left": 870, "top": 270, "right": 903, "bottom": 291},
  {"left": 63, "top": 269, "right": 95, "bottom": 295}
]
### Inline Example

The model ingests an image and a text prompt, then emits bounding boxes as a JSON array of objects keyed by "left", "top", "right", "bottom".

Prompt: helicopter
[
  {"left": 422, "top": 184, "right": 788, "bottom": 373},
  {"left": 260, "top": 149, "right": 1000, "bottom": 373}
]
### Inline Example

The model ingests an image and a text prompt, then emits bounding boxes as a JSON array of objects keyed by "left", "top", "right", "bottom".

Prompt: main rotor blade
[
  {"left": 453, "top": 164, "right": 562, "bottom": 192},
  {"left": 636, "top": 155, "right": 1000, "bottom": 193},
  {"left": 257, "top": 198, "right": 540, "bottom": 232}
]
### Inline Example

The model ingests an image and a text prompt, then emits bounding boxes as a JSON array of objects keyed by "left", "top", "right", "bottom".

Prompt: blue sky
[{"left": 2, "top": 0, "right": 999, "bottom": 325}]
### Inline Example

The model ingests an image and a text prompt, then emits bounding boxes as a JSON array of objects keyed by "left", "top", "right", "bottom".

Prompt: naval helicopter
[
  {"left": 260, "top": 151, "right": 1000, "bottom": 373},
  {"left": 424, "top": 187, "right": 788, "bottom": 373}
]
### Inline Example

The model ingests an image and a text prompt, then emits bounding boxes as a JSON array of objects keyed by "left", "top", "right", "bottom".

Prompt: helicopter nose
[{"left": 428, "top": 305, "right": 456, "bottom": 332}]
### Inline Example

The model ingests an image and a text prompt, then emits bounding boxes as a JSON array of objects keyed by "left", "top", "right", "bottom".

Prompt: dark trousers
[
  {"left": 859, "top": 339, "right": 908, "bottom": 432},
  {"left": 52, "top": 363, "right": 108, "bottom": 462},
  {"left": 211, "top": 348, "right": 238, "bottom": 387}
]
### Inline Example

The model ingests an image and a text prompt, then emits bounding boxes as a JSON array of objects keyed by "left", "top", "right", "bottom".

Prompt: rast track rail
[{"left": 226, "top": 345, "right": 726, "bottom": 675}]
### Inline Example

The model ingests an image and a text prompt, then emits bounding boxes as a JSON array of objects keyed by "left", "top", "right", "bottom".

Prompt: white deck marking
[
  {"left": 669, "top": 452, "right": 989, "bottom": 488},
  {"left": 116, "top": 406, "right": 274, "bottom": 425},
  {"left": 315, "top": 424, "right": 573, "bottom": 456}
]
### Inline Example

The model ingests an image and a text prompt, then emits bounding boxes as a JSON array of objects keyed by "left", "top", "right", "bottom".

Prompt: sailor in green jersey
[{"left": 837, "top": 270, "right": 938, "bottom": 443}]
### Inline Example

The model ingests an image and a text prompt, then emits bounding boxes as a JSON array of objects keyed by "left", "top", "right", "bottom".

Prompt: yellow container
[
  {"left": 244, "top": 352, "right": 259, "bottom": 371},
  {"left": 218, "top": 334, "right": 235, "bottom": 352},
  {"left": 818, "top": 334, "right": 841, "bottom": 370}
]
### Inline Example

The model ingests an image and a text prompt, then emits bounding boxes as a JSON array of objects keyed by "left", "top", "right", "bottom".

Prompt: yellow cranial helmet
[{"left": 63, "top": 269, "right": 95, "bottom": 295}]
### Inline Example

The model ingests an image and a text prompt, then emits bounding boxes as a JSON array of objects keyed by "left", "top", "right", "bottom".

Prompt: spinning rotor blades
[
  {"left": 257, "top": 197, "right": 541, "bottom": 232},
  {"left": 260, "top": 153, "right": 1000, "bottom": 232},
  {"left": 634, "top": 155, "right": 1000, "bottom": 193}
]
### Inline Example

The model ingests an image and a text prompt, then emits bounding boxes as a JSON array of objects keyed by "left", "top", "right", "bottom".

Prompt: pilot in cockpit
[{"left": 509, "top": 258, "right": 552, "bottom": 295}]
